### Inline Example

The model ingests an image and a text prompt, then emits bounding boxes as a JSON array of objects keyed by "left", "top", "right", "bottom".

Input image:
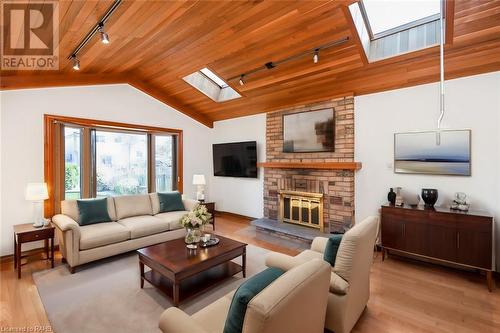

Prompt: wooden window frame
[{"left": 44, "top": 114, "right": 183, "bottom": 217}]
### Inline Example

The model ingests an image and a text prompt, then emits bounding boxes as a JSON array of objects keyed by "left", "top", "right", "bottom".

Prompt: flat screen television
[
  {"left": 213, "top": 141, "right": 257, "bottom": 178},
  {"left": 283, "top": 108, "right": 335, "bottom": 152}
]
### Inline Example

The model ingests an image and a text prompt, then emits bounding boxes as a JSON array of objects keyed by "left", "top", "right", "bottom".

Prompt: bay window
[{"left": 44, "top": 115, "right": 182, "bottom": 216}]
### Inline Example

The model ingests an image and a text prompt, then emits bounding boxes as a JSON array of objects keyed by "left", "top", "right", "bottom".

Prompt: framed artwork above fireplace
[{"left": 283, "top": 108, "right": 335, "bottom": 153}]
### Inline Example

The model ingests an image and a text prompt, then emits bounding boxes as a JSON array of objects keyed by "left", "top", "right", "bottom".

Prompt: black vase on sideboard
[
  {"left": 421, "top": 188, "right": 438, "bottom": 207},
  {"left": 387, "top": 188, "right": 396, "bottom": 205}
]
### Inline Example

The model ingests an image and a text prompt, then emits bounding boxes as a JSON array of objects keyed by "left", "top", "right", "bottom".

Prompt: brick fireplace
[{"left": 263, "top": 96, "right": 355, "bottom": 233}]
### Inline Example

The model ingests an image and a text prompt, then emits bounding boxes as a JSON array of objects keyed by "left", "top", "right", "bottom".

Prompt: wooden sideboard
[{"left": 380, "top": 204, "right": 494, "bottom": 291}]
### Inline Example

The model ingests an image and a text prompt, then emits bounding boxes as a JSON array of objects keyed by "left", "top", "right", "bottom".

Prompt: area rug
[{"left": 33, "top": 245, "right": 269, "bottom": 333}]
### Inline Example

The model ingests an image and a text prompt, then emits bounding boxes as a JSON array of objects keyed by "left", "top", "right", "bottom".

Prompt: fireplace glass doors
[{"left": 279, "top": 190, "right": 324, "bottom": 231}]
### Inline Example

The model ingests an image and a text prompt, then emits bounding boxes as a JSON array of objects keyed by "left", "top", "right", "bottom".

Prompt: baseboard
[
  {"left": 215, "top": 210, "right": 255, "bottom": 221},
  {"left": 0, "top": 245, "right": 60, "bottom": 263}
]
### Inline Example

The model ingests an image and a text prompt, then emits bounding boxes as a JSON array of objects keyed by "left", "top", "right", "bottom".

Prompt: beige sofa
[
  {"left": 265, "top": 216, "right": 379, "bottom": 333},
  {"left": 159, "top": 259, "right": 331, "bottom": 333},
  {"left": 52, "top": 193, "right": 198, "bottom": 273}
]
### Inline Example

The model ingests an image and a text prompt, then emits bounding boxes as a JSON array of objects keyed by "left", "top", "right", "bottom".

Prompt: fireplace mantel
[{"left": 257, "top": 161, "right": 362, "bottom": 171}]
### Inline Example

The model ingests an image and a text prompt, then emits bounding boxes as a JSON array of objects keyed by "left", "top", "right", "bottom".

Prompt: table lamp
[
  {"left": 25, "top": 182, "right": 49, "bottom": 227},
  {"left": 192, "top": 174, "right": 206, "bottom": 202}
]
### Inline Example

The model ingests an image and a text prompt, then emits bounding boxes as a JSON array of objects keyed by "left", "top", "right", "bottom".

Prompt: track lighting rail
[
  {"left": 67, "top": 0, "right": 122, "bottom": 61},
  {"left": 228, "top": 36, "right": 349, "bottom": 85}
]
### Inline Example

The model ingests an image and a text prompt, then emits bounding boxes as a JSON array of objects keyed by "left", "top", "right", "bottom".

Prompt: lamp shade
[
  {"left": 25, "top": 183, "right": 49, "bottom": 201},
  {"left": 192, "top": 174, "right": 206, "bottom": 185}
]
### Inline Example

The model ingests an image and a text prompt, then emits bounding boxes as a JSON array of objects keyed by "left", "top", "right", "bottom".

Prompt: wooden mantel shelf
[{"left": 257, "top": 162, "right": 362, "bottom": 171}]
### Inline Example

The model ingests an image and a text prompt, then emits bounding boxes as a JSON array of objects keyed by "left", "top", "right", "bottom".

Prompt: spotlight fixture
[
  {"left": 313, "top": 49, "right": 319, "bottom": 64},
  {"left": 239, "top": 75, "right": 245, "bottom": 86},
  {"left": 71, "top": 55, "right": 80, "bottom": 70},
  {"left": 98, "top": 23, "right": 110, "bottom": 44}
]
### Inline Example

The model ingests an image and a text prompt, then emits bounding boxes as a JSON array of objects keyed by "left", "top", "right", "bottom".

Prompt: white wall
[
  {"left": 0, "top": 84, "right": 212, "bottom": 256},
  {"left": 355, "top": 71, "right": 500, "bottom": 270},
  {"left": 209, "top": 114, "right": 266, "bottom": 218}
]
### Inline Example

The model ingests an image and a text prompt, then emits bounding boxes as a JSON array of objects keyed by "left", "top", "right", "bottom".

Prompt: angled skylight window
[
  {"left": 183, "top": 67, "right": 241, "bottom": 102},
  {"left": 200, "top": 67, "right": 228, "bottom": 88},
  {"left": 362, "top": 0, "right": 441, "bottom": 37}
]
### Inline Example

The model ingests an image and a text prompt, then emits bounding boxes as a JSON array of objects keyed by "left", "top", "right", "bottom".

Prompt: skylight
[
  {"left": 200, "top": 67, "right": 228, "bottom": 88},
  {"left": 183, "top": 68, "right": 241, "bottom": 103},
  {"left": 362, "top": 0, "right": 441, "bottom": 36}
]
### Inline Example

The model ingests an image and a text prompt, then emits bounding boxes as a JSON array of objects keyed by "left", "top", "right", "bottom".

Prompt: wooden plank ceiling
[{"left": 1, "top": 0, "right": 500, "bottom": 127}]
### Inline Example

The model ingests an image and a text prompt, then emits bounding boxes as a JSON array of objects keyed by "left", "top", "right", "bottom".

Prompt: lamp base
[
  {"left": 32, "top": 201, "right": 46, "bottom": 228},
  {"left": 196, "top": 185, "right": 205, "bottom": 202}
]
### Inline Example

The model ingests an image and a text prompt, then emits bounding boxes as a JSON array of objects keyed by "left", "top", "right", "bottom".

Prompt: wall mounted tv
[
  {"left": 213, "top": 141, "right": 258, "bottom": 178},
  {"left": 283, "top": 108, "right": 335, "bottom": 152},
  {"left": 394, "top": 129, "right": 471, "bottom": 176}
]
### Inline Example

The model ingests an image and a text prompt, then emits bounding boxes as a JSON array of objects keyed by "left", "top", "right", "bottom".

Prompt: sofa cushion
[
  {"left": 79, "top": 222, "right": 130, "bottom": 250},
  {"left": 77, "top": 198, "right": 112, "bottom": 226},
  {"left": 149, "top": 193, "right": 161, "bottom": 215},
  {"left": 323, "top": 234, "right": 343, "bottom": 266},
  {"left": 223, "top": 267, "right": 285, "bottom": 333},
  {"left": 155, "top": 211, "right": 189, "bottom": 230},
  {"left": 61, "top": 197, "right": 117, "bottom": 223},
  {"left": 334, "top": 216, "right": 379, "bottom": 282},
  {"left": 117, "top": 215, "right": 169, "bottom": 239},
  {"left": 114, "top": 194, "right": 152, "bottom": 220},
  {"left": 158, "top": 191, "right": 185, "bottom": 213}
]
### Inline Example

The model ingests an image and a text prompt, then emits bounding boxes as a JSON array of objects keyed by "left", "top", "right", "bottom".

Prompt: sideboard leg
[{"left": 486, "top": 271, "right": 494, "bottom": 292}]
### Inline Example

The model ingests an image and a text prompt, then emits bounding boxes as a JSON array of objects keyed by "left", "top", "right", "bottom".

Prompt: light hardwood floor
[{"left": 1, "top": 214, "right": 499, "bottom": 332}]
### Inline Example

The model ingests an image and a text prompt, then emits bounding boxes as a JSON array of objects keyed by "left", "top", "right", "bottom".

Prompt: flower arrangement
[{"left": 181, "top": 204, "right": 212, "bottom": 229}]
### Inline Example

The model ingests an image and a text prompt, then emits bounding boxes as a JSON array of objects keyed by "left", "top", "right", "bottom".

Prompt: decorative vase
[
  {"left": 395, "top": 187, "right": 404, "bottom": 206},
  {"left": 421, "top": 189, "right": 438, "bottom": 207},
  {"left": 185, "top": 228, "right": 202, "bottom": 248},
  {"left": 387, "top": 188, "right": 396, "bottom": 205}
]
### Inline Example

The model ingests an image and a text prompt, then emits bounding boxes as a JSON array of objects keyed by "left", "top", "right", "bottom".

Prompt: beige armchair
[
  {"left": 159, "top": 259, "right": 331, "bottom": 333},
  {"left": 265, "top": 216, "right": 379, "bottom": 333}
]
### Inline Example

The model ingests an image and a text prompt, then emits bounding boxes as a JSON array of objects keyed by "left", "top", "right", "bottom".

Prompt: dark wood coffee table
[{"left": 137, "top": 235, "right": 247, "bottom": 306}]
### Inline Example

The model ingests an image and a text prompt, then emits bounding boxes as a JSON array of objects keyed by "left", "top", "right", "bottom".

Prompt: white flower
[{"left": 181, "top": 204, "right": 212, "bottom": 229}]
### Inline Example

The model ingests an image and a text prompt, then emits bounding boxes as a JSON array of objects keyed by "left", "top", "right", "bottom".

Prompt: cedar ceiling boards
[{"left": 1, "top": 1, "right": 500, "bottom": 127}]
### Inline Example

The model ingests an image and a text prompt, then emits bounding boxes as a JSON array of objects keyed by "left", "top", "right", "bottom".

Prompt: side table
[
  {"left": 200, "top": 201, "right": 216, "bottom": 231},
  {"left": 13, "top": 223, "right": 55, "bottom": 279}
]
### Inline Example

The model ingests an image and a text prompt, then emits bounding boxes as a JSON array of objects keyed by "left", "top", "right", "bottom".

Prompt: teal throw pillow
[
  {"left": 77, "top": 198, "right": 111, "bottom": 226},
  {"left": 158, "top": 191, "right": 185, "bottom": 213},
  {"left": 223, "top": 267, "right": 285, "bottom": 333},
  {"left": 323, "top": 234, "right": 343, "bottom": 266}
]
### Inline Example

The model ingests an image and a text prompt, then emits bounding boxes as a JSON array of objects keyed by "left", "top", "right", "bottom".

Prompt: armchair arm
[
  {"left": 311, "top": 237, "right": 329, "bottom": 254},
  {"left": 265, "top": 252, "right": 307, "bottom": 271},
  {"left": 182, "top": 198, "right": 200, "bottom": 212},
  {"left": 159, "top": 307, "right": 208, "bottom": 333}
]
